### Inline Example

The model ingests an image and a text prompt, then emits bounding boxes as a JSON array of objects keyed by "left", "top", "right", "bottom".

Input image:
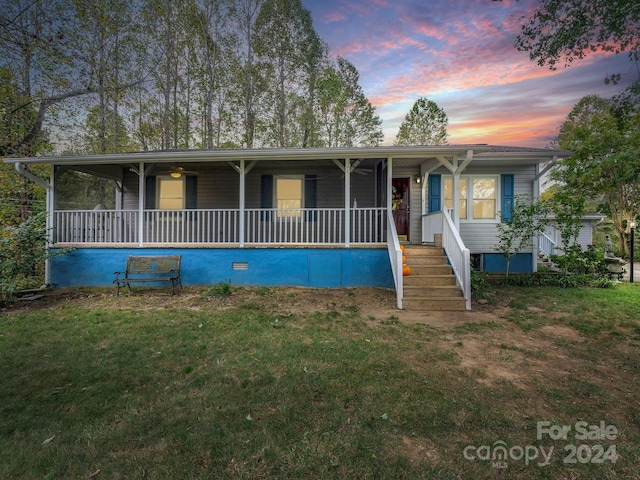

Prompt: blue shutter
[
  {"left": 261, "top": 175, "right": 273, "bottom": 221},
  {"left": 185, "top": 176, "right": 197, "bottom": 209},
  {"left": 501, "top": 174, "right": 514, "bottom": 222},
  {"left": 428, "top": 174, "right": 441, "bottom": 213},
  {"left": 145, "top": 176, "right": 156, "bottom": 209},
  {"left": 305, "top": 175, "right": 317, "bottom": 221}
]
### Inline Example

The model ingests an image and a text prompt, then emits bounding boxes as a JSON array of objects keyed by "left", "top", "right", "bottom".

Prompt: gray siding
[
  {"left": 545, "top": 220, "right": 595, "bottom": 251},
  {"left": 122, "top": 162, "right": 382, "bottom": 211},
  {"left": 425, "top": 164, "right": 537, "bottom": 253}
]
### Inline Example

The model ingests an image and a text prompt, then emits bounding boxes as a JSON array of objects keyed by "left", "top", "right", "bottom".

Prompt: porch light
[
  {"left": 415, "top": 175, "right": 422, "bottom": 184},
  {"left": 170, "top": 171, "right": 182, "bottom": 178}
]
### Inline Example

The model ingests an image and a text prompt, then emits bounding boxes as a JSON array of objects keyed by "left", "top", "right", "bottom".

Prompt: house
[
  {"left": 542, "top": 214, "right": 605, "bottom": 256},
  {"left": 5, "top": 145, "right": 573, "bottom": 310}
]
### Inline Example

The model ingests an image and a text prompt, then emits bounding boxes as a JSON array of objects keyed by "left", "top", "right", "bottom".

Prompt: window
[
  {"left": 472, "top": 177, "right": 496, "bottom": 219},
  {"left": 158, "top": 177, "right": 185, "bottom": 210},
  {"left": 443, "top": 177, "right": 468, "bottom": 219},
  {"left": 275, "top": 176, "right": 303, "bottom": 217},
  {"left": 443, "top": 175, "right": 498, "bottom": 220}
]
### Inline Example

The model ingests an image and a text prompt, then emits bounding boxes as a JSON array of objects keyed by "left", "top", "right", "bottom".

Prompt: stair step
[
  {"left": 405, "top": 256, "right": 448, "bottom": 266},
  {"left": 406, "top": 265, "right": 453, "bottom": 276},
  {"left": 403, "top": 274, "right": 457, "bottom": 286},
  {"left": 400, "top": 245, "right": 467, "bottom": 311},
  {"left": 403, "top": 296, "right": 467, "bottom": 311},
  {"left": 404, "top": 285, "right": 463, "bottom": 297},
  {"left": 403, "top": 246, "right": 444, "bottom": 256}
]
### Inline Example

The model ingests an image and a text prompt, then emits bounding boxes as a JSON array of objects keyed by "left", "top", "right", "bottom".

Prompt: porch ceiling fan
[
  {"left": 352, "top": 166, "right": 373, "bottom": 176},
  {"left": 169, "top": 166, "right": 198, "bottom": 178}
]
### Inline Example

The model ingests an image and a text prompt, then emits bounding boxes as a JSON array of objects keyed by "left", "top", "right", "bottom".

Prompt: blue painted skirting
[
  {"left": 482, "top": 253, "right": 532, "bottom": 273},
  {"left": 50, "top": 247, "right": 395, "bottom": 289}
]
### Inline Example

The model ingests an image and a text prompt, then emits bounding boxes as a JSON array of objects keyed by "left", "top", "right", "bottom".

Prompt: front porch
[{"left": 9, "top": 145, "right": 538, "bottom": 311}]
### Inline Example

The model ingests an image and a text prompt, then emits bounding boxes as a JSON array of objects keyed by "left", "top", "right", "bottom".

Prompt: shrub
[{"left": 0, "top": 212, "right": 72, "bottom": 300}]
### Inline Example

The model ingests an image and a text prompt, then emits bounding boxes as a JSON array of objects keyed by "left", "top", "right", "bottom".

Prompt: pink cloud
[{"left": 323, "top": 11, "right": 347, "bottom": 23}]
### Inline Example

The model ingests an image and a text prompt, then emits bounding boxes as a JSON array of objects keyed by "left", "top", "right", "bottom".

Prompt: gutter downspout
[
  {"left": 15, "top": 162, "right": 51, "bottom": 190},
  {"left": 14, "top": 162, "right": 54, "bottom": 285}
]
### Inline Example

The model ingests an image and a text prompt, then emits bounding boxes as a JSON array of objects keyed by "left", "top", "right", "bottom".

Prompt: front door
[{"left": 392, "top": 177, "right": 410, "bottom": 241}]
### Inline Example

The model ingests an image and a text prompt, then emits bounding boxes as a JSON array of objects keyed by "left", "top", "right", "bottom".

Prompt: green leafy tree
[
  {"left": 0, "top": 68, "right": 49, "bottom": 224},
  {"left": 83, "top": 106, "right": 136, "bottom": 154},
  {"left": 554, "top": 94, "right": 640, "bottom": 255},
  {"left": 511, "top": 0, "right": 639, "bottom": 71},
  {"left": 315, "top": 57, "right": 383, "bottom": 147},
  {"left": 394, "top": 97, "right": 448, "bottom": 145},
  {"left": 0, "top": 212, "right": 72, "bottom": 299},
  {"left": 255, "top": 0, "right": 324, "bottom": 147},
  {"left": 496, "top": 195, "right": 550, "bottom": 277}
]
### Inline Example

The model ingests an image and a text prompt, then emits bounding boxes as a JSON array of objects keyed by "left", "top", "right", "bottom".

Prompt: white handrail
[
  {"left": 442, "top": 208, "right": 471, "bottom": 310},
  {"left": 539, "top": 232, "right": 556, "bottom": 257},
  {"left": 387, "top": 210, "right": 403, "bottom": 309}
]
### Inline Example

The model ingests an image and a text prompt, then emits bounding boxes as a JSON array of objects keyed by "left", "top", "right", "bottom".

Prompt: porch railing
[
  {"left": 387, "top": 209, "right": 403, "bottom": 309},
  {"left": 53, "top": 210, "right": 140, "bottom": 243},
  {"left": 442, "top": 208, "right": 471, "bottom": 310},
  {"left": 52, "top": 208, "right": 386, "bottom": 246},
  {"left": 538, "top": 232, "right": 556, "bottom": 258},
  {"left": 422, "top": 209, "right": 471, "bottom": 310}
]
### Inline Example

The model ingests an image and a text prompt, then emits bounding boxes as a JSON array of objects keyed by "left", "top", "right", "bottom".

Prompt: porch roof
[{"left": 3, "top": 144, "right": 571, "bottom": 167}]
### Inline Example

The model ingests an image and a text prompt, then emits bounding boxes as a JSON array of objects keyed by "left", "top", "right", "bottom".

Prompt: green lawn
[{"left": 1, "top": 284, "right": 639, "bottom": 479}]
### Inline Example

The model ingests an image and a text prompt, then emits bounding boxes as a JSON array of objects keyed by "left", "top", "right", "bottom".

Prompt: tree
[
  {"left": 394, "top": 97, "right": 448, "bottom": 145},
  {"left": 0, "top": 0, "right": 143, "bottom": 157},
  {"left": 496, "top": 195, "right": 550, "bottom": 277},
  {"left": 83, "top": 106, "right": 136, "bottom": 154},
  {"left": 254, "top": 0, "right": 324, "bottom": 147},
  {"left": 554, "top": 94, "right": 640, "bottom": 256},
  {"left": 315, "top": 57, "right": 383, "bottom": 147},
  {"left": 509, "top": 0, "right": 640, "bottom": 72}
]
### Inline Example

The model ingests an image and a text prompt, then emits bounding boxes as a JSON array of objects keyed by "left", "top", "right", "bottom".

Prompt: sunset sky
[{"left": 303, "top": 0, "right": 636, "bottom": 147}]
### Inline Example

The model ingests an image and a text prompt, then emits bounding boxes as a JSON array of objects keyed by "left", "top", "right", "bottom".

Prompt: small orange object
[
  {"left": 400, "top": 245, "right": 405, "bottom": 253},
  {"left": 402, "top": 264, "right": 411, "bottom": 276},
  {"left": 402, "top": 255, "right": 406, "bottom": 264}
]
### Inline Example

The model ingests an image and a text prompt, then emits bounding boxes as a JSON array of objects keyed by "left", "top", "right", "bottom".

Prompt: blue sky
[{"left": 303, "top": 0, "right": 636, "bottom": 147}]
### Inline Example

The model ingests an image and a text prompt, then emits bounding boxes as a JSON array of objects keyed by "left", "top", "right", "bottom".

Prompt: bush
[
  {"left": 549, "top": 245, "right": 609, "bottom": 277},
  {"left": 0, "top": 212, "right": 72, "bottom": 300}
]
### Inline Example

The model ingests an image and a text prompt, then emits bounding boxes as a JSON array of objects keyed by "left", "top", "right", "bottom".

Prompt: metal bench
[{"left": 114, "top": 255, "right": 182, "bottom": 295}]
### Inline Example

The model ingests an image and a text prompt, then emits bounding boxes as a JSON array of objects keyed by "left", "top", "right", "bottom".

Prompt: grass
[{"left": 1, "top": 283, "right": 639, "bottom": 479}]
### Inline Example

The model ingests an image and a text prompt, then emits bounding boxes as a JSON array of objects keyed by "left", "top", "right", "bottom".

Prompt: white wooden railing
[
  {"left": 441, "top": 208, "right": 471, "bottom": 310},
  {"left": 422, "top": 209, "right": 471, "bottom": 310},
  {"left": 144, "top": 209, "right": 239, "bottom": 244},
  {"left": 53, "top": 210, "right": 140, "bottom": 243},
  {"left": 387, "top": 209, "right": 403, "bottom": 309},
  {"left": 52, "top": 208, "right": 386, "bottom": 246},
  {"left": 538, "top": 232, "right": 556, "bottom": 258}
]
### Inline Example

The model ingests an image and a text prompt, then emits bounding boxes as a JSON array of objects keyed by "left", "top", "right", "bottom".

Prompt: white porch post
[
  {"left": 45, "top": 165, "right": 54, "bottom": 285},
  {"left": 239, "top": 159, "right": 245, "bottom": 248},
  {"left": 138, "top": 162, "right": 144, "bottom": 247},
  {"left": 344, "top": 158, "right": 351, "bottom": 247},
  {"left": 387, "top": 157, "right": 393, "bottom": 211},
  {"left": 452, "top": 156, "right": 460, "bottom": 230}
]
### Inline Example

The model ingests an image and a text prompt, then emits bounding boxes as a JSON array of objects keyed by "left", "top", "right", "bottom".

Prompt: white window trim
[
  {"left": 157, "top": 175, "right": 186, "bottom": 210},
  {"left": 443, "top": 174, "right": 500, "bottom": 223},
  {"left": 274, "top": 175, "right": 305, "bottom": 217}
]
